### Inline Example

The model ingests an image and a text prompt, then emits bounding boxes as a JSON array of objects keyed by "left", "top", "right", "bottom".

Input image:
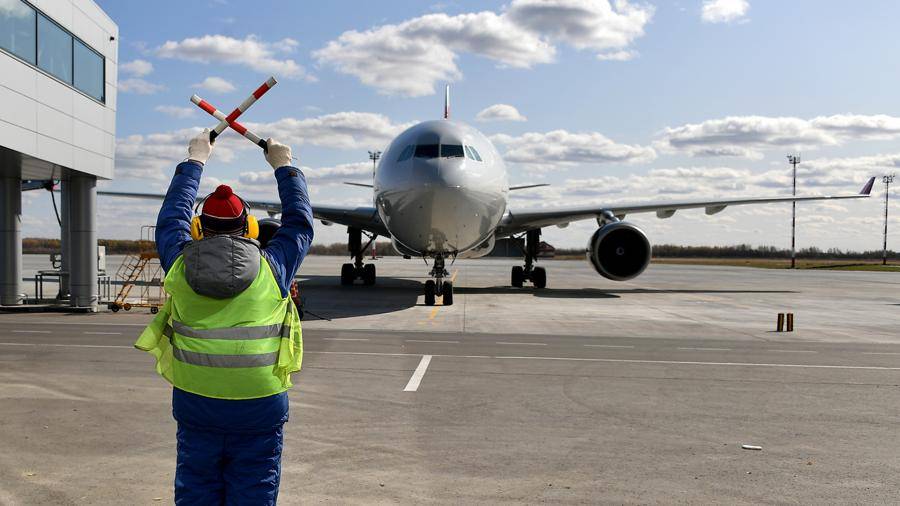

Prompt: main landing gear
[
  {"left": 424, "top": 255, "right": 453, "bottom": 306},
  {"left": 340, "top": 227, "right": 377, "bottom": 286},
  {"left": 511, "top": 229, "right": 547, "bottom": 289}
]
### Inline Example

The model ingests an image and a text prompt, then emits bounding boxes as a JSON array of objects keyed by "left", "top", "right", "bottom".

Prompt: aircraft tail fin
[
  {"left": 860, "top": 176, "right": 876, "bottom": 195},
  {"left": 444, "top": 84, "right": 450, "bottom": 119}
]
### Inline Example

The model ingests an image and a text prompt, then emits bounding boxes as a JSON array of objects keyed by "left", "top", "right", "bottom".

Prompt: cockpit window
[
  {"left": 397, "top": 145, "right": 414, "bottom": 162},
  {"left": 464, "top": 145, "right": 475, "bottom": 160},
  {"left": 468, "top": 146, "right": 483, "bottom": 162},
  {"left": 414, "top": 144, "right": 439, "bottom": 158},
  {"left": 441, "top": 144, "right": 465, "bottom": 158}
]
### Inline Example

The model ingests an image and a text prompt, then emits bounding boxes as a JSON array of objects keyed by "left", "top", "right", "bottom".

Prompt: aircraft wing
[
  {"left": 495, "top": 177, "right": 876, "bottom": 237},
  {"left": 97, "top": 191, "right": 389, "bottom": 237}
]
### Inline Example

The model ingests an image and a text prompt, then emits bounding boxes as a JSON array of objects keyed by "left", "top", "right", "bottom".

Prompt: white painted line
[
  {"left": 584, "top": 344, "right": 635, "bottom": 349},
  {"left": 766, "top": 349, "right": 817, "bottom": 354},
  {"left": 678, "top": 347, "right": 732, "bottom": 351},
  {"left": 12, "top": 330, "right": 51, "bottom": 334},
  {"left": 862, "top": 352, "right": 900, "bottom": 356},
  {"left": 306, "top": 351, "right": 900, "bottom": 371},
  {"left": 84, "top": 332, "right": 122, "bottom": 335},
  {"left": 403, "top": 355, "right": 432, "bottom": 392},
  {"left": 0, "top": 342, "right": 131, "bottom": 349},
  {"left": 322, "top": 338, "right": 369, "bottom": 342},
  {"left": 406, "top": 339, "right": 460, "bottom": 344},
  {"left": 497, "top": 342, "right": 547, "bottom": 346}
]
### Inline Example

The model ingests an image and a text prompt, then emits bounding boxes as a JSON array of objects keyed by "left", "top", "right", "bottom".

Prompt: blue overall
[{"left": 156, "top": 160, "right": 314, "bottom": 504}]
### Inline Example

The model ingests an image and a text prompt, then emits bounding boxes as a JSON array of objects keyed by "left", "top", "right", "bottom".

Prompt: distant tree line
[
  {"left": 558, "top": 243, "right": 896, "bottom": 260},
  {"left": 22, "top": 238, "right": 895, "bottom": 260}
]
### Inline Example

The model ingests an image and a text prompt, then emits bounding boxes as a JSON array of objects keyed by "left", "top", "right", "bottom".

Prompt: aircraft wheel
[
  {"left": 363, "top": 264, "right": 376, "bottom": 285},
  {"left": 532, "top": 267, "right": 547, "bottom": 289},
  {"left": 442, "top": 281, "right": 454, "bottom": 306},
  {"left": 424, "top": 280, "right": 436, "bottom": 306},
  {"left": 511, "top": 266, "right": 524, "bottom": 288},
  {"left": 340, "top": 263, "right": 354, "bottom": 285}
]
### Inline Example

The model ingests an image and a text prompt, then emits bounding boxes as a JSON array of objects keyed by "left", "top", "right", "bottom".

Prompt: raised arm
[
  {"left": 155, "top": 130, "right": 213, "bottom": 272},
  {"left": 261, "top": 140, "right": 315, "bottom": 297}
]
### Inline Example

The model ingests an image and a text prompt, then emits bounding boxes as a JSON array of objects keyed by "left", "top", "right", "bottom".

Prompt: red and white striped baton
[
  {"left": 190, "top": 76, "right": 277, "bottom": 150},
  {"left": 192, "top": 95, "right": 269, "bottom": 150}
]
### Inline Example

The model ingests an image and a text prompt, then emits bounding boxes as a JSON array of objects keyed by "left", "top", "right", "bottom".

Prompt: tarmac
[{"left": 1, "top": 256, "right": 899, "bottom": 504}]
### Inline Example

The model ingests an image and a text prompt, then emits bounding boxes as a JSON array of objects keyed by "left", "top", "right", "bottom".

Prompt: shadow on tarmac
[
  {"left": 297, "top": 274, "right": 796, "bottom": 317},
  {"left": 454, "top": 287, "right": 795, "bottom": 299},
  {"left": 296, "top": 275, "right": 421, "bottom": 320}
]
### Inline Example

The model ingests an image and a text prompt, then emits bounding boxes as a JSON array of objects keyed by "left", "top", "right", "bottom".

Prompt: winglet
[{"left": 860, "top": 176, "right": 876, "bottom": 195}]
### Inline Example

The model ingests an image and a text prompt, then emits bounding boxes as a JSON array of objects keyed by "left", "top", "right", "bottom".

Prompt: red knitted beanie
[{"left": 200, "top": 185, "right": 246, "bottom": 234}]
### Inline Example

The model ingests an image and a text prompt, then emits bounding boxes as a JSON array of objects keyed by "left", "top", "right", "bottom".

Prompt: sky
[{"left": 20, "top": 0, "right": 900, "bottom": 251}]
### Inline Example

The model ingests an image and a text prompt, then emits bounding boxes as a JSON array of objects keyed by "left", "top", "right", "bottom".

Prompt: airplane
[{"left": 101, "top": 86, "right": 877, "bottom": 306}]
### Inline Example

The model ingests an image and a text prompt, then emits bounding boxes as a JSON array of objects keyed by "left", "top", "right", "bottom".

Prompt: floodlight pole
[
  {"left": 787, "top": 154, "right": 801, "bottom": 268},
  {"left": 884, "top": 174, "right": 895, "bottom": 265},
  {"left": 368, "top": 150, "right": 381, "bottom": 180}
]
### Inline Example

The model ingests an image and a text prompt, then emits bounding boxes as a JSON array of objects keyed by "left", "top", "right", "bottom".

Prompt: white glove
[
  {"left": 265, "top": 138, "right": 293, "bottom": 170},
  {"left": 188, "top": 129, "right": 213, "bottom": 165}
]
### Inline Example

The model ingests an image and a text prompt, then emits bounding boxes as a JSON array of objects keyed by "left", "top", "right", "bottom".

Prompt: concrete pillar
[
  {"left": 58, "top": 178, "right": 71, "bottom": 300},
  {"left": 0, "top": 171, "right": 22, "bottom": 305},
  {"left": 69, "top": 173, "right": 97, "bottom": 310}
]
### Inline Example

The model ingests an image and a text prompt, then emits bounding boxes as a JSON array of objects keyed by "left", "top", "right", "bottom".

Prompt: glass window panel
[
  {"left": 470, "top": 146, "right": 483, "bottom": 162},
  {"left": 397, "top": 145, "right": 414, "bottom": 162},
  {"left": 0, "top": 0, "right": 36, "bottom": 64},
  {"left": 414, "top": 144, "right": 439, "bottom": 159},
  {"left": 441, "top": 144, "right": 464, "bottom": 158},
  {"left": 37, "top": 14, "right": 72, "bottom": 83},
  {"left": 74, "top": 39, "right": 103, "bottom": 101},
  {"left": 464, "top": 145, "right": 475, "bottom": 160}
]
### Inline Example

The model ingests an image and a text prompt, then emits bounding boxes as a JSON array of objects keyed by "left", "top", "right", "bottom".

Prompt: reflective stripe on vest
[
  {"left": 171, "top": 347, "right": 279, "bottom": 368},
  {"left": 165, "top": 321, "right": 284, "bottom": 368},
  {"left": 172, "top": 320, "right": 283, "bottom": 340}
]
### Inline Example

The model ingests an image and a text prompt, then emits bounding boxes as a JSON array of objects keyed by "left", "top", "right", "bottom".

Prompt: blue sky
[{"left": 21, "top": 0, "right": 900, "bottom": 250}]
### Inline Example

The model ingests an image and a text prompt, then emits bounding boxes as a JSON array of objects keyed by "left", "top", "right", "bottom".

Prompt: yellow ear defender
[{"left": 191, "top": 193, "right": 259, "bottom": 241}]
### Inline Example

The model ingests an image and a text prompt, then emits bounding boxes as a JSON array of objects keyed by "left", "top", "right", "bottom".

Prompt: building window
[
  {"left": 0, "top": 0, "right": 36, "bottom": 64},
  {"left": 74, "top": 39, "right": 103, "bottom": 101},
  {"left": 37, "top": 13, "right": 72, "bottom": 84}
]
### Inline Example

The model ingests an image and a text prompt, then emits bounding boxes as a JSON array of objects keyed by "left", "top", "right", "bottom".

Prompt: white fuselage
[{"left": 374, "top": 120, "right": 509, "bottom": 257}]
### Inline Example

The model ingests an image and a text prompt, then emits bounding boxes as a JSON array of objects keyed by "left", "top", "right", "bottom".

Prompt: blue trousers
[{"left": 175, "top": 424, "right": 283, "bottom": 505}]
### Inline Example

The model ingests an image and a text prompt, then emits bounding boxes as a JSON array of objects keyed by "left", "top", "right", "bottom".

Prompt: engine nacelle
[{"left": 587, "top": 222, "right": 652, "bottom": 281}]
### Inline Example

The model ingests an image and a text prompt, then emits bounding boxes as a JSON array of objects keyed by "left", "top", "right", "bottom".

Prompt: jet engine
[{"left": 587, "top": 222, "right": 652, "bottom": 281}]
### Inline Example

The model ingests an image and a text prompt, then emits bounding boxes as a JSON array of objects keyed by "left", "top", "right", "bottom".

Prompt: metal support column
[
  {"left": 69, "top": 173, "right": 97, "bottom": 310},
  {"left": 58, "top": 178, "right": 71, "bottom": 300},
  {"left": 0, "top": 171, "right": 22, "bottom": 305}
]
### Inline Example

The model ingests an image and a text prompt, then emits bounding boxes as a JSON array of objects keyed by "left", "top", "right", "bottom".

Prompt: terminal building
[{"left": 0, "top": 0, "right": 117, "bottom": 310}]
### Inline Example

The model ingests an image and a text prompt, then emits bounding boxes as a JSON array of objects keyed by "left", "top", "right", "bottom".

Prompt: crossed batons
[{"left": 190, "top": 76, "right": 277, "bottom": 151}]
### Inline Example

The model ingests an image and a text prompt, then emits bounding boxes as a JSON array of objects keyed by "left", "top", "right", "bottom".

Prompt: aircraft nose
[{"left": 412, "top": 157, "right": 468, "bottom": 188}]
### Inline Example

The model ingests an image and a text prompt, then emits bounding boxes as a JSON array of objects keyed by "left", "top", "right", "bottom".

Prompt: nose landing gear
[
  {"left": 340, "top": 227, "right": 377, "bottom": 286},
  {"left": 510, "top": 228, "right": 547, "bottom": 289},
  {"left": 424, "top": 255, "right": 453, "bottom": 306}
]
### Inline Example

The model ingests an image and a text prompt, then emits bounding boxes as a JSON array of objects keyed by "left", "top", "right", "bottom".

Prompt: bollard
[
  {"left": 786, "top": 313, "right": 794, "bottom": 332},
  {"left": 776, "top": 313, "right": 785, "bottom": 332}
]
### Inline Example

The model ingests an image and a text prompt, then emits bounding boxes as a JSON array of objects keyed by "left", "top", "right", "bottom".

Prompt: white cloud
[
  {"left": 658, "top": 114, "right": 900, "bottom": 158},
  {"left": 115, "top": 128, "right": 240, "bottom": 180},
  {"left": 701, "top": 0, "right": 750, "bottom": 24},
  {"left": 120, "top": 59, "right": 154, "bottom": 77},
  {"left": 192, "top": 76, "right": 236, "bottom": 93},
  {"left": 154, "top": 105, "right": 197, "bottom": 119},
  {"left": 314, "top": 0, "right": 652, "bottom": 96},
  {"left": 248, "top": 112, "right": 415, "bottom": 150},
  {"left": 240, "top": 161, "right": 372, "bottom": 187},
  {"left": 506, "top": 0, "right": 653, "bottom": 58},
  {"left": 475, "top": 104, "right": 527, "bottom": 122},
  {"left": 156, "top": 35, "right": 312, "bottom": 80},
  {"left": 118, "top": 78, "right": 166, "bottom": 95},
  {"left": 493, "top": 129, "right": 656, "bottom": 170}
]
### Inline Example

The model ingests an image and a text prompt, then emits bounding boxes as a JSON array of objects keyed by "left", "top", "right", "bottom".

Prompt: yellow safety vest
[{"left": 135, "top": 252, "right": 303, "bottom": 400}]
